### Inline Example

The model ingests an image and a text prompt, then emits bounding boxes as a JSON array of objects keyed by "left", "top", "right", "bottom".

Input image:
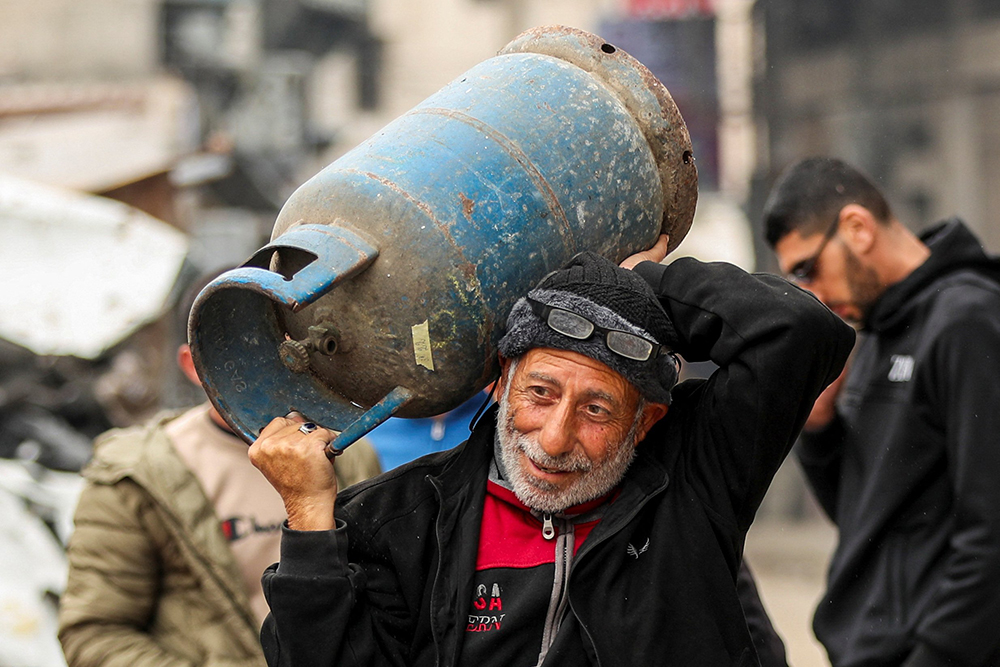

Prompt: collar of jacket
[
  {"left": 424, "top": 402, "right": 673, "bottom": 667},
  {"left": 866, "top": 218, "right": 1000, "bottom": 332}
]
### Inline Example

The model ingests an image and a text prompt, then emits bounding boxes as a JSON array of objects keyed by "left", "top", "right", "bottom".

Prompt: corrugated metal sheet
[{"left": 0, "top": 77, "right": 198, "bottom": 193}]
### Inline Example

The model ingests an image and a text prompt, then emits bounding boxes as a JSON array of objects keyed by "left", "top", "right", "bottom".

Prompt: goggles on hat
[{"left": 527, "top": 297, "right": 666, "bottom": 362}]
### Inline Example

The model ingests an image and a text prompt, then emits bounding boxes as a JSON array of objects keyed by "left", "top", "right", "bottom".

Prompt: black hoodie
[{"left": 800, "top": 220, "right": 1000, "bottom": 667}]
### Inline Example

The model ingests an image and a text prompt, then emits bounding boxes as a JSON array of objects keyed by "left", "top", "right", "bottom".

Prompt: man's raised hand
[{"left": 620, "top": 234, "right": 669, "bottom": 270}]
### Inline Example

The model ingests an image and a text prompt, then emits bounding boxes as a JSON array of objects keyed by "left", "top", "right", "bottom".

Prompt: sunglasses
[
  {"left": 787, "top": 210, "right": 841, "bottom": 284},
  {"left": 527, "top": 297, "right": 666, "bottom": 362}
]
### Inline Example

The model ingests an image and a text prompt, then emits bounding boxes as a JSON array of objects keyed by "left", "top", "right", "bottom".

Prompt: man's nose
[{"left": 538, "top": 399, "right": 576, "bottom": 458}]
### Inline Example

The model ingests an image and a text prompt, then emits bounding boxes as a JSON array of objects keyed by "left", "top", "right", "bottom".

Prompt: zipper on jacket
[
  {"left": 536, "top": 517, "right": 575, "bottom": 666},
  {"left": 541, "top": 513, "right": 555, "bottom": 540},
  {"left": 426, "top": 474, "right": 451, "bottom": 667}
]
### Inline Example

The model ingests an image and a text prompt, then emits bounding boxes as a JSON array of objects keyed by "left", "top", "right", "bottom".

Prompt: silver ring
[{"left": 298, "top": 422, "right": 319, "bottom": 435}]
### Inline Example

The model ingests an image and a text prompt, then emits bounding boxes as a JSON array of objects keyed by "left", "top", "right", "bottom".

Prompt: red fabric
[
  {"left": 476, "top": 481, "right": 607, "bottom": 570},
  {"left": 626, "top": 0, "right": 715, "bottom": 19}
]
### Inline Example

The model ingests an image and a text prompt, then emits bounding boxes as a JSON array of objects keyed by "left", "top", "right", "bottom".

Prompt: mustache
[{"left": 509, "top": 429, "right": 592, "bottom": 473}]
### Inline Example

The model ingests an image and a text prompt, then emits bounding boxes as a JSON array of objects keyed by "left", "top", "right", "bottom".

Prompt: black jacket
[
  {"left": 799, "top": 220, "right": 1000, "bottom": 667},
  {"left": 261, "top": 258, "right": 853, "bottom": 666}
]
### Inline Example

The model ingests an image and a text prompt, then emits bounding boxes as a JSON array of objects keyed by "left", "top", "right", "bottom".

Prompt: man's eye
[
  {"left": 584, "top": 404, "right": 609, "bottom": 417},
  {"left": 528, "top": 386, "right": 552, "bottom": 398}
]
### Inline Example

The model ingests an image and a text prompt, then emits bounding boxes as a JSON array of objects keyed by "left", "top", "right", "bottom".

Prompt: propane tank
[{"left": 189, "top": 25, "right": 698, "bottom": 450}]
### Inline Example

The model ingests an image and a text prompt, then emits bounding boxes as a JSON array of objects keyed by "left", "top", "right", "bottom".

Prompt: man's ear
[
  {"left": 636, "top": 402, "right": 669, "bottom": 442},
  {"left": 495, "top": 355, "right": 511, "bottom": 396},
  {"left": 177, "top": 344, "right": 202, "bottom": 387},
  {"left": 839, "top": 204, "right": 878, "bottom": 255}
]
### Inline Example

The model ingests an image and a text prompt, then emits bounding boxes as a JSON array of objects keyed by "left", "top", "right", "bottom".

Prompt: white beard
[{"left": 496, "top": 369, "right": 642, "bottom": 514}]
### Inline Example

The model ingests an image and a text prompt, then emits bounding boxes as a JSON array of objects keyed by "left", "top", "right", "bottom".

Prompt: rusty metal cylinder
[{"left": 189, "top": 25, "right": 697, "bottom": 447}]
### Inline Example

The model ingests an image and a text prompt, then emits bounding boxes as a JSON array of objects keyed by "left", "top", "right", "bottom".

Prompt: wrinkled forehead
[{"left": 512, "top": 347, "right": 640, "bottom": 404}]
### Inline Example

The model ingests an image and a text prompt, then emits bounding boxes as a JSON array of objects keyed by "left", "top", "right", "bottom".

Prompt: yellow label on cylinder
[{"left": 412, "top": 320, "right": 435, "bottom": 371}]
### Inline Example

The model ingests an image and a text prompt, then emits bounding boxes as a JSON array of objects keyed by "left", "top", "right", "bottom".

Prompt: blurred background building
[
  {"left": 750, "top": 0, "right": 1000, "bottom": 269},
  {"left": 2, "top": 0, "right": 998, "bottom": 665}
]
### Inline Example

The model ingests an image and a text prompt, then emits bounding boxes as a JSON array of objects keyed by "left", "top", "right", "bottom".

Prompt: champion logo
[
  {"left": 467, "top": 583, "right": 505, "bottom": 632},
  {"left": 888, "top": 354, "right": 915, "bottom": 382},
  {"left": 219, "top": 516, "right": 283, "bottom": 542},
  {"left": 626, "top": 538, "right": 650, "bottom": 559}
]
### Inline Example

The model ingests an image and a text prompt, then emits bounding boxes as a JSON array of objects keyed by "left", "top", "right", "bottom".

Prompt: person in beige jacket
[{"left": 57, "top": 339, "right": 382, "bottom": 667}]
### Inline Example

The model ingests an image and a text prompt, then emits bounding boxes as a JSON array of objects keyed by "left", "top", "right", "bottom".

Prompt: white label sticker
[{"left": 412, "top": 320, "right": 435, "bottom": 371}]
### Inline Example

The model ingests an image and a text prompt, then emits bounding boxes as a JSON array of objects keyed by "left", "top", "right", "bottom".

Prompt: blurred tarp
[{"left": 0, "top": 174, "right": 188, "bottom": 359}]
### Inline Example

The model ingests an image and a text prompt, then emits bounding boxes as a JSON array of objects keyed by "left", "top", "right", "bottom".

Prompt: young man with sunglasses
[
  {"left": 249, "top": 239, "right": 853, "bottom": 666},
  {"left": 764, "top": 157, "right": 1000, "bottom": 667}
]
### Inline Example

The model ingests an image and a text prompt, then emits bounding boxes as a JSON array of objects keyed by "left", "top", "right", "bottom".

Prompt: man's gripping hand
[
  {"left": 249, "top": 414, "right": 338, "bottom": 531},
  {"left": 620, "top": 234, "right": 669, "bottom": 270}
]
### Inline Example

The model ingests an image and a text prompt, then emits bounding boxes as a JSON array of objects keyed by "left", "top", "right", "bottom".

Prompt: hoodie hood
[{"left": 866, "top": 218, "right": 1000, "bottom": 332}]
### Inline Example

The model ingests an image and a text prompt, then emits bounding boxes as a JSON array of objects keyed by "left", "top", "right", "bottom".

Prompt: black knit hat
[{"left": 498, "top": 252, "right": 679, "bottom": 404}]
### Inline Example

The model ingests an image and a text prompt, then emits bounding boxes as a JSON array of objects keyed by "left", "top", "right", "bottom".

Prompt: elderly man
[
  {"left": 250, "top": 237, "right": 853, "bottom": 666},
  {"left": 764, "top": 158, "right": 1000, "bottom": 667}
]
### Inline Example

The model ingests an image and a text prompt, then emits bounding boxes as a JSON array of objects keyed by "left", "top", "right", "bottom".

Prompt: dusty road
[{"left": 745, "top": 519, "right": 837, "bottom": 667}]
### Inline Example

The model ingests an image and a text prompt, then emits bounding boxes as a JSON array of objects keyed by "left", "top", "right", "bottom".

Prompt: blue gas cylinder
[{"left": 189, "top": 25, "right": 698, "bottom": 450}]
